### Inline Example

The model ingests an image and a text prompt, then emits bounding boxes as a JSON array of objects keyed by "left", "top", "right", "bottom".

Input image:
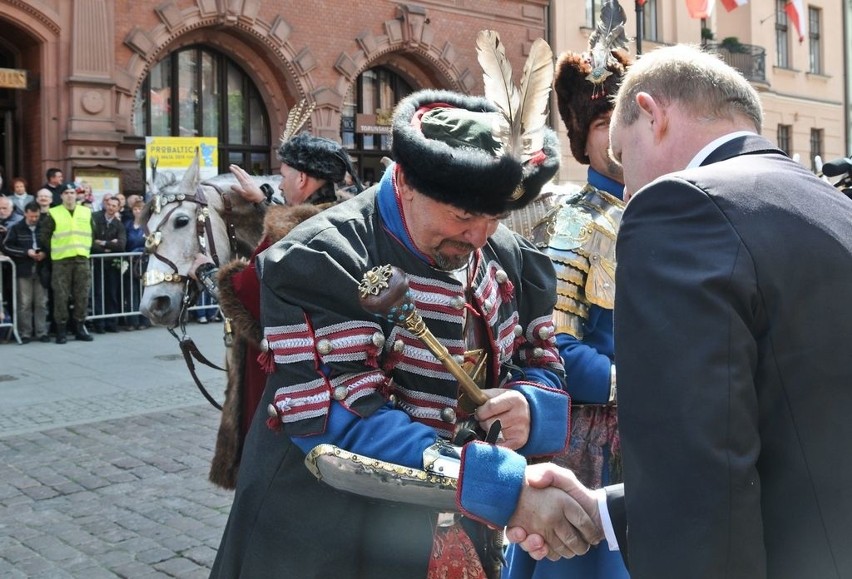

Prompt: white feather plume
[{"left": 476, "top": 30, "right": 554, "bottom": 162}]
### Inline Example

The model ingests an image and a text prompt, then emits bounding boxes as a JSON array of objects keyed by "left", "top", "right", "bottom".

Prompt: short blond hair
[{"left": 613, "top": 44, "right": 762, "bottom": 132}]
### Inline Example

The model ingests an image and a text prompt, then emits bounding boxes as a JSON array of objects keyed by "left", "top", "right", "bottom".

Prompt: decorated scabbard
[{"left": 358, "top": 264, "right": 489, "bottom": 407}]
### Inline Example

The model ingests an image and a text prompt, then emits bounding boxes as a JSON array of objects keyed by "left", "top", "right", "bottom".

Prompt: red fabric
[
  {"left": 426, "top": 523, "right": 487, "bottom": 579},
  {"left": 720, "top": 0, "right": 747, "bottom": 11},
  {"left": 232, "top": 236, "right": 272, "bottom": 437},
  {"left": 785, "top": 0, "right": 805, "bottom": 42},
  {"left": 686, "top": 0, "right": 714, "bottom": 18}
]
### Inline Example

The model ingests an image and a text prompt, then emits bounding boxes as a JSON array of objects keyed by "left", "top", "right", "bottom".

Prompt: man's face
[
  {"left": 399, "top": 175, "right": 503, "bottom": 270},
  {"left": 61, "top": 189, "right": 77, "bottom": 209},
  {"left": 104, "top": 199, "right": 119, "bottom": 217},
  {"left": 586, "top": 111, "right": 623, "bottom": 184},
  {"left": 278, "top": 163, "right": 310, "bottom": 206},
  {"left": 609, "top": 111, "right": 658, "bottom": 202},
  {"left": 36, "top": 191, "right": 52, "bottom": 208},
  {"left": 49, "top": 172, "right": 63, "bottom": 186},
  {"left": 0, "top": 199, "right": 11, "bottom": 219},
  {"left": 24, "top": 209, "right": 40, "bottom": 226}
]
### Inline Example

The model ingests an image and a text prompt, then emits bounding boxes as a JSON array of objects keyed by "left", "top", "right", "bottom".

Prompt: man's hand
[
  {"left": 506, "top": 463, "right": 604, "bottom": 560},
  {"left": 475, "top": 388, "right": 530, "bottom": 450},
  {"left": 188, "top": 253, "right": 215, "bottom": 281},
  {"left": 229, "top": 164, "right": 264, "bottom": 204}
]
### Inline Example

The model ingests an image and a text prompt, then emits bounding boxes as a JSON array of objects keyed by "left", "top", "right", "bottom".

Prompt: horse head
[{"left": 139, "top": 154, "right": 269, "bottom": 327}]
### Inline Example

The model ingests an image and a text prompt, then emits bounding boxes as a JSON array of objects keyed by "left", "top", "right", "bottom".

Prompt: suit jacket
[
  {"left": 90, "top": 211, "right": 126, "bottom": 253},
  {"left": 608, "top": 135, "right": 852, "bottom": 578}
]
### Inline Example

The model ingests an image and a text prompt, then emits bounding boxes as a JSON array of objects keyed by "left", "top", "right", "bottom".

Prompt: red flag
[
  {"left": 686, "top": 0, "right": 714, "bottom": 18},
  {"left": 785, "top": 0, "right": 805, "bottom": 43},
  {"left": 636, "top": 0, "right": 648, "bottom": 6},
  {"left": 720, "top": 0, "right": 748, "bottom": 11}
]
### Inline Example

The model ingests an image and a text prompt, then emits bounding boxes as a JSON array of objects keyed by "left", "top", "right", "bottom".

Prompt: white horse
[{"left": 139, "top": 159, "right": 276, "bottom": 327}]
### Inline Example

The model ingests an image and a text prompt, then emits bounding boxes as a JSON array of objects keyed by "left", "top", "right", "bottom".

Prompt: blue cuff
[
  {"left": 512, "top": 382, "right": 570, "bottom": 457},
  {"left": 457, "top": 441, "right": 527, "bottom": 527}
]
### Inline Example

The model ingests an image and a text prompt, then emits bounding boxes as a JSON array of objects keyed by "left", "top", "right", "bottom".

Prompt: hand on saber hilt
[{"left": 358, "top": 265, "right": 489, "bottom": 407}]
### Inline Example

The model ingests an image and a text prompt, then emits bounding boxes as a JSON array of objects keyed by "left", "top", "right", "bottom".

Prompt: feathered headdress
[
  {"left": 276, "top": 98, "right": 362, "bottom": 191},
  {"left": 586, "top": 0, "right": 629, "bottom": 90},
  {"left": 554, "top": 0, "right": 632, "bottom": 164},
  {"left": 279, "top": 98, "right": 315, "bottom": 146},
  {"left": 475, "top": 30, "right": 554, "bottom": 166}
]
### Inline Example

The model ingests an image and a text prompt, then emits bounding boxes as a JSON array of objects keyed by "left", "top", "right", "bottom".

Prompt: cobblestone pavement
[{"left": 0, "top": 323, "right": 234, "bottom": 577}]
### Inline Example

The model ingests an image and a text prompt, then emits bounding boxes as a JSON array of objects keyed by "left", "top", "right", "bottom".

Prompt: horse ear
[{"left": 178, "top": 149, "right": 202, "bottom": 192}]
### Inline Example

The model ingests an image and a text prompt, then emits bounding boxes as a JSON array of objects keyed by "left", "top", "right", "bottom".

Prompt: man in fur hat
[
  {"left": 208, "top": 88, "right": 603, "bottom": 579},
  {"left": 190, "top": 132, "right": 361, "bottom": 491},
  {"left": 503, "top": 28, "right": 631, "bottom": 579}
]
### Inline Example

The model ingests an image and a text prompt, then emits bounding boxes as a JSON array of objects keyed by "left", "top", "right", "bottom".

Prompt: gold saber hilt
[{"left": 358, "top": 265, "right": 488, "bottom": 408}]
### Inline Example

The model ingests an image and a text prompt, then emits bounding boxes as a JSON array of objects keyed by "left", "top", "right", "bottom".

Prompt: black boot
[
  {"left": 56, "top": 323, "right": 67, "bottom": 345},
  {"left": 75, "top": 324, "right": 94, "bottom": 342}
]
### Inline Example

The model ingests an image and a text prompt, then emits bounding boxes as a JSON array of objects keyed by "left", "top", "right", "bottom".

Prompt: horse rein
[{"left": 142, "top": 185, "right": 241, "bottom": 412}]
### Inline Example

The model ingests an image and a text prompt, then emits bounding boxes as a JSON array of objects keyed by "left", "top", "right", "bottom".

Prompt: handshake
[{"left": 506, "top": 462, "right": 607, "bottom": 561}]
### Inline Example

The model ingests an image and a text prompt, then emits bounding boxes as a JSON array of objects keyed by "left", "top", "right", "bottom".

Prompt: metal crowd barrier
[
  {"left": 1, "top": 252, "right": 218, "bottom": 344},
  {"left": 0, "top": 256, "right": 21, "bottom": 344}
]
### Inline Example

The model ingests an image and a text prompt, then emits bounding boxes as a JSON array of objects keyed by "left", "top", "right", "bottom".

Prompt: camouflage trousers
[{"left": 52, "top": 257, "right": 91, "bottom": 324}]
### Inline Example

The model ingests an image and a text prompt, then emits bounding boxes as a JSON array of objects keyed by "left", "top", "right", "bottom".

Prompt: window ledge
[
  {"left": 805, "top": 71, "right": 831, "bottom": 81},
  {"left": 772, "top": 66, "right": 799, "bottom": 77}
]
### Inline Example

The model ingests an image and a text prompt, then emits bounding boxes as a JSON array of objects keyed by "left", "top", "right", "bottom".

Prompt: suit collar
[{"left": 698, "top": 133, "right": 786, "bottom": 167}]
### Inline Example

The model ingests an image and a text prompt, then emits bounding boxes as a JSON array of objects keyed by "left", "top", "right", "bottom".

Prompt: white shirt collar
[{"left": 686, "top": 131, "right": 758, "bottom": 168}]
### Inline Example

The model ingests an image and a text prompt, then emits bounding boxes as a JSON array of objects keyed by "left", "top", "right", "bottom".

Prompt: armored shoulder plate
[
  {"left": 500, "top": 184, "right": 582, "bottom": 241},
  {"left": 530, "top": 185, "right": 625, "bottom": 338}
]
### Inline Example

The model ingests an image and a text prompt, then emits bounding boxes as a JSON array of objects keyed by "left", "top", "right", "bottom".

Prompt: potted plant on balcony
[{"left": 720, "top": 36, "right": 746, "bottom": 53}]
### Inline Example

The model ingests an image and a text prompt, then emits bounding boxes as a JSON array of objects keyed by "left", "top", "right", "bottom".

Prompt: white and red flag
[
  {"left": 686, "top": 0, "right": 715, "bottom": 19},
  {"left": 786, "top": 0, "right": 806, "bottom": 42},
  {"left": 720, "top": 0, "right": 748, "bottom": 11}
]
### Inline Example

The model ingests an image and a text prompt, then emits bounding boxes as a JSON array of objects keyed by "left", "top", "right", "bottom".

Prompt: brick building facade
[{"left": 0, "top": 0, "right": 550, "bottom": 195}]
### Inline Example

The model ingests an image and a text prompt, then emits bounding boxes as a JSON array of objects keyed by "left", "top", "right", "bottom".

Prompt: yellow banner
[{"left": 144, "top": 136, "right": 218, "bottom": 183}]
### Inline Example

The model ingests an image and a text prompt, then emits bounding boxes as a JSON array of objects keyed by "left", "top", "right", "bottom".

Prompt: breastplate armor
[{"left": 530, "top": 184, "right": 624, "bottom": 339}]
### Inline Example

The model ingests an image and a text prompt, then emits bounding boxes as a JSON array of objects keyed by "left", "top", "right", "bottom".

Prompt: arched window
[
  {"left": 133, "top": 46, "right": 271, "bottom": 174},
  {"left": 342, "top": 66, "right": 412, "bottom": 186}
]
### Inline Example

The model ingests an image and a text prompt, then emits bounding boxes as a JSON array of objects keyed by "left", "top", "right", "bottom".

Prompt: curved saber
[{"left": 358, "top": 265, "right": 489, "bottom": 407}]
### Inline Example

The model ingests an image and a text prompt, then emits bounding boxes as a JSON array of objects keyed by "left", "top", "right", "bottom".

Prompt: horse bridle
[
  {"left": 142, "top": 185, "right": 241, "bottom": 411},
  {"left": 143, "top": 185, "right": 238, "bottom": 290}
]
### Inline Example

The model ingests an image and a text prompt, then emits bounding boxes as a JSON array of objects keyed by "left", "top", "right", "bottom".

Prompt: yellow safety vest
[{"left": 49, "top": 205, "right": 93, "bottom": 260}]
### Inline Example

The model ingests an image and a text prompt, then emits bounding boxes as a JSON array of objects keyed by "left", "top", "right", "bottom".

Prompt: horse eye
[{"left": 174, "top": 215, "right": 191, "bottom": 228}]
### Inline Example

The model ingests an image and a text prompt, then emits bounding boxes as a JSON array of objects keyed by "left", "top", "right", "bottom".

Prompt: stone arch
[
  {"left": 324, "top": 8, "right": 476, "bottom": 139},
  {"left": 117, "top": 3, "right": 314, "bottom": 140}
]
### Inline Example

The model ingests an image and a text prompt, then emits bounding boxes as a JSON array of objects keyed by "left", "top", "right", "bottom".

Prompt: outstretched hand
[
  {"left": 507, "top": 463, "right": 604, "bottom": 561},
  {"left": 229, "top": 164, "right": 264, "bottom": 204}
]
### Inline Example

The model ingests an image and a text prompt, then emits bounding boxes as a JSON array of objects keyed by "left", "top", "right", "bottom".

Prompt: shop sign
[
  {"left": 356, "top": 111, "right": 393, "bottom": 135},
  {"left": 0, "top": 68, "right": 27, "bottom": 89}
]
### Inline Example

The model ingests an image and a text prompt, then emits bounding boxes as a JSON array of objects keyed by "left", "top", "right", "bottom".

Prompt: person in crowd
[
  {"left": 121, "top": 193, "right": 141, "bottom": 228},
  {"left": 2, "top": 202, "right": 50, "bottom": 343},
  {"left": 8, "top": 178, "right": 34, "bottom": 215},
  {"left": 505, "top": 10, "right": 631, "bottom": 579},
  {"left": 41, "top": 184, "right": 95, "bottom": 343},
  {"left": 505, "top": 44, "right": 852, "bottom": 579},
  {"left": 42, "top": 168, "right": 66, "bottom": 207},
  {"left": 0, "top": 196, "right": 22, "bottom": 235},
  {"left": 196, "top": 129, "right": 364, "bottom": 491},
  {"left": 35, "top": 189, "right": 53, "bottom": 217},
  {"left": 90, "top": 195, "right": 126, "bottom": 333},
  {"left": 207, "top": 87, "right": 588, "bottom": 578},
  {"left": 123, "top": 198, "right": 149, "bottom": 330},
  {"left": 0, "top": 164, "right": 9, "bottom": 196}
]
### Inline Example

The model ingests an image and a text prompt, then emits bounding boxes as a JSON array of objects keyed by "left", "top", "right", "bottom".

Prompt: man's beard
[{"left": 432, "top": 240, "right": 476, "bottom": 271}]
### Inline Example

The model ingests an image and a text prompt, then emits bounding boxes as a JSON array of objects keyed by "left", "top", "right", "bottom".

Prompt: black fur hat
[
  {"left": 554, "top": 50, "right": 630, "bottom": 165},
  {"left": 277, "top": 133, "right": 351, "bottom": 184},
  {"left": 391, "top": 89, "right": 560, "bottom": 215}
]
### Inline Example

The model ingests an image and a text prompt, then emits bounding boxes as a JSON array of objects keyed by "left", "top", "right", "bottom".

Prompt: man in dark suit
[
  {"left": 90, "top": 195, "right": 126, "bottom": 332},
  {"left": 503, "top": 44, "right": 852, "bottom": 579}
]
